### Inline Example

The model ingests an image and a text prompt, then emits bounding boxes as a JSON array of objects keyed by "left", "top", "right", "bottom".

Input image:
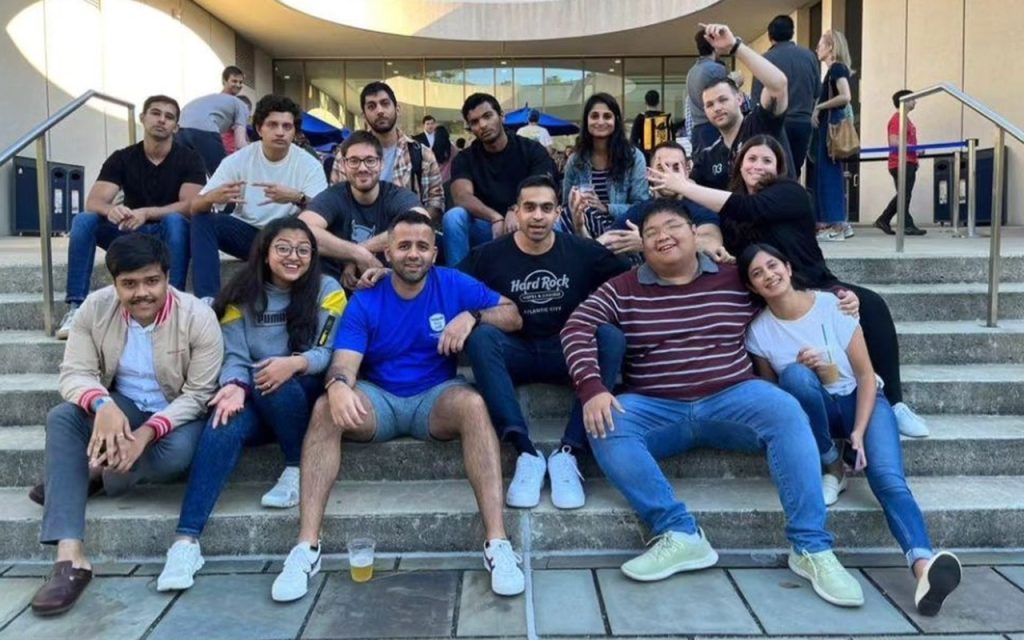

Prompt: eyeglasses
[
  {"left": 272, "top": 243, "right": 313, "bottom": 258},
  {"left": 344, "top": 156, "right": 381, "bottom": 169}
]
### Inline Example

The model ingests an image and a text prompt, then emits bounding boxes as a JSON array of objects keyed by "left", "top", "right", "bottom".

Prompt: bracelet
[
  {"left": 325, "top": 374, "right": 352, "bottom": 391},
  {"left": 729, "top": 37, "right": 743, "bottom": 56}
]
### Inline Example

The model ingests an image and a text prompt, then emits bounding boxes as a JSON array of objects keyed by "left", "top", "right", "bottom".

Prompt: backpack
[{"left": 641, "top": 112, "right": 672, "bottom": 153}]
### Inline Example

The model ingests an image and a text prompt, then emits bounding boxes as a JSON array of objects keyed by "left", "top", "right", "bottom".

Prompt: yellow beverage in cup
[
  {"left": 347, "top": 537, "right": 375, "bottom": 583},
  {"left": 350, "top": 558, "right": 374, "bottom": 583},
  {"left": 817, "top": 362, "right": 840, "bottom": 385}
]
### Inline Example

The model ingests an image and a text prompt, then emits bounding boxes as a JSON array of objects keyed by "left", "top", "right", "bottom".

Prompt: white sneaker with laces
[
  {"left": 483, "top": 539, "right": 525, "bottom": 596},
  {"left": 822, "top": 473, "right": 848, "bottom": 506},
  {"left": 842, "top": 223, "right": 856, "bottom": 238},
  {"left": 816, "top": 229, "right": 845, "bottom": 242},
  {"left": 506, "top": 451, "right": 546, "bottom": 508},
  {"left": 893, "top": 402, "right": 930, "bottom": 437},
  {"left": 55, "top": 306, "right": 80, "bottom": 340},
  {"left": 262, "top": 466, "right": 300, "bottom": 508},
  {"left": 548, "top": 446, "right": 585, "bottom": 509},
  {"left": 156, "top": 540, "right": 205, "bottom": 591},
  {"left": 271, "top": 541, "right": 321, "bottom": 602}
]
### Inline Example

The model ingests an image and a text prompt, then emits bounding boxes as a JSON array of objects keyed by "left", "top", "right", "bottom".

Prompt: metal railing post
[
  {"left": 895, "top": 101, "right": 908, "bottom": 253},
  {"left": 950, "top": 148, "right": 961, "bottom": 233},
  {"left": 35, "top": 138, "right": 55, "bottom": 336},
  {"left": 987, "top": 128, "right": 1005, "bottom": 327},
  {"left": 128, "top": 107, "right": 137, "bottom": 144},
  {"left": 966, "top": 137, "right": 979, "bottom": 238}
]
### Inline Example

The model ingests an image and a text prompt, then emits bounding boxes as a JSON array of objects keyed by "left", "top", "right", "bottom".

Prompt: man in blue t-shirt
[{"left": 271, "top": 211, "right": 527, "bottom": 602}]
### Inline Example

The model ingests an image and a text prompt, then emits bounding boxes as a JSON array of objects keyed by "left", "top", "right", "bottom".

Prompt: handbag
[{"left": 823, "top": 64, "right": 860, "bottom": 160}]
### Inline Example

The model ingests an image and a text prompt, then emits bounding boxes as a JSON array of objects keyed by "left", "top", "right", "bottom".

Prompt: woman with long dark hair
[
  {"left": 156, "top": 216, "right": 346, "bottom": 591},
  {"left": 562, "top": 92, "right": 649, "bottom": 237},
  {"left": 647, "top": 134, "right": 929, "bottom": 438},
  {"left": 738, "top": 243, "right": 961, "bottom": 616}
]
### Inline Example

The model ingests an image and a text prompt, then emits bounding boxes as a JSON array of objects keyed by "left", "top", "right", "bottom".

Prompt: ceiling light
[
  {"left": 386, "top": 61, "right": 393, "bottom": 66},
  {"left": 283, "top": 75, "right": 291, "bottom": 80},
  {"left": 614, "top": 59, "right": 621, "bottom": 64},
  {"left": 500, "top": 60, "right": 507, "bottom": 65},
  {"left": 609, "top": 68, "right": 615, "bottom": 72}
]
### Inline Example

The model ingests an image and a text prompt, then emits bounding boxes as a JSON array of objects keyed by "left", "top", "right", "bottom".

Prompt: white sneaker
[
  {"left": 506, "top": 451, "right": 546, "bottom": 508},
  {"left": 262, "top": 466, "right": 300, "bottom": 508},
  {"left": 816, "top": 229, "right": 845, "bottom": 242},
  {"left": 271, "top": 541, "right": 321, "bottom": 602},
  {"left": 822, "top": 473, "right": 848, "bottom": 506},
  {"left": 915, "top": 551, "right": 962, "bottom": 616},
  {"left": 483, "top": 539, "right": 525, "bottom": 596},
  {"left": 156, "top": 540, "right": 204, "bottom": 591},
  {"left": 55, "top": 305, "right": 79, "bottom": 340},
  {"left": 842, "top": 223, "right": 856, "bottom": 238},
  {"left": 893, "top": 402, "right": 930, "bottom": 437},
  {"left": 548, "top": 446, "right": 585, "bottom": 510}
]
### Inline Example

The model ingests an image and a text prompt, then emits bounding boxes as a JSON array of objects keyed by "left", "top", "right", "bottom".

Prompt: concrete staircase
[{"left": 0, "top": 246, "right": 1023, "bottom": 561}]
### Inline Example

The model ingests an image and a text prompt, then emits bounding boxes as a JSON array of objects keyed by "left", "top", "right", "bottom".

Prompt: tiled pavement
[{"left": 2, "top": 552, "right": 1024, "bottom": 639}]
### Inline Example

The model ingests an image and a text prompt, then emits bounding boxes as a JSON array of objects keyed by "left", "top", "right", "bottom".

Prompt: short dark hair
[
  {"left": 222, "top": 65, "right": 244, "bottom": 83},
  {"left": 652, "top": 140, "right": 688, "bottom": 161},
  {"left": 142, "top": 95, "right": 180, "bottom": 121},
  {"left": 455, "top": 138, "right": 467, "bottom": 149},
  {"left": 517, "top": 174, "right": 558, "bottom": 200},
  {"left": 644, "top": 90, "right": 660, "bottom": 108},
  {"left": 340, "top": 130, "right": 383, "bottom": 158},
  {"left": 360, "top": 81, "right": 397, "bottom": 111},
  {"left": 695, "top": 28, "right": 715, "bottom": 57},
  {"left": 702, "top": 76, "right": 740, "bottom": 97},
  {"left": 105, "top": 233, "right": 169, "bottom": 279},
  {"left": 528, "top": 109, "right": 541, "bottom": 123},
  {"left": 892, "top": 89, "right": 914, "bottom": 108},
  {"left": 387, "top": 209, "right": 434, "bottom": 233},
  {"left": 422, "top": 115, "right": 435, "bottom": 124},
  {"left": 252, "top": 94, "right": 301, "bottom": 130},
  {"left": 639, "top": 199, "right": 693, "bottom": 233},
  {"left": 462, "top": 93, "right": 502, "bottom": 121},
  {"left": 767, "top": 15, "right": 795, "bottom": 42}
]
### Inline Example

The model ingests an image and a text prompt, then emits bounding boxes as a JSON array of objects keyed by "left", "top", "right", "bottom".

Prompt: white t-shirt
[
  {"left": 517, "top": 124, "right": 553, "bottom": 148},
  {"left": 745, "top": 291, "right": 867, "bottom": 396},
  {"left": 201, "top": 143, "right": 327, "bottom": 228}
]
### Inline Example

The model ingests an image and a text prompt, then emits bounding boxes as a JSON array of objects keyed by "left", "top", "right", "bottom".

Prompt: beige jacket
[{"left": 58, "top": 286, "right": 223, "bottom": 439}]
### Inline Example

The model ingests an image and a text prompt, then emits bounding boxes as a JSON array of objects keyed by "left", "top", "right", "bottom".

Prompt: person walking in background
[
  {"left": 177, "top": 65, "right": 250, "bottom": 175},
  {"left": 630, "top": 90, "right": 672, "bottom": 161},
  {"left": 811, "top": 29, "right": 854, "bottom": 241},
  {"left": 874, "top": 90, "right": 926, "bottom": 235}
]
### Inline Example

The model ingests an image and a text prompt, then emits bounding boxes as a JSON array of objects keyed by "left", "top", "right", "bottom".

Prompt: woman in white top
[{"left": 739, "top": 242, "right": 961, "bottom": 617}]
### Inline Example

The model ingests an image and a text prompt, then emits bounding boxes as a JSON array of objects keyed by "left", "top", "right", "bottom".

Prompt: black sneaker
[
  {"left": 914, "top": 551, "right": 961, "bottom": 616},
  {"left": 906, "top": 225, "right": 927, "bottom": 236},
  {"left": 873, "top": 218, "right": 895, "bottom": 235}
]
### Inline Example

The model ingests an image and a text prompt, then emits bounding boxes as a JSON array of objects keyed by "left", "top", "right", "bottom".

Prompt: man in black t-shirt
[
  {"left": 690, "top": 23, "right": 794, "bottom": 190},
  {"left": 300, "top": 131, "right": 426, "bottom": 287},
  {"left": 58, "top": 94, "right": 206, "bottom": 340},
  {"left": 460, "top": 175, "right": 628, "bottom": 511},
  {"left": 443, "top": 93, "right": 555, "bottom": 267}
]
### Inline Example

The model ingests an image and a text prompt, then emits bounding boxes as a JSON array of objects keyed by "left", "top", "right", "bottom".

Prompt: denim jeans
[
  {"left": 442, "top": 207, "right": 494, "bottom": 267},
  {"left": 190, "top": 213, "right": 260, "bottom": 298},
  {"left": 465, "top": 324, "right": 626, "bottom": 451},
  {"left": 784, "top": 120, "right": 814, "bottom": 180},
  {"left": 777, "top": 364, "right": 934, "bottom": 566},
  {"left": 176, "top": 128, "right": 226, "bottom": 176},
  {"left": 65, "top": 212, "right": 190, "bottom": 304},
  {"left": 589, "top": 379, "right": 833, "bottom": 553},
  {"left": 175, "top": 375, "right": 321, "bottom": 537}
]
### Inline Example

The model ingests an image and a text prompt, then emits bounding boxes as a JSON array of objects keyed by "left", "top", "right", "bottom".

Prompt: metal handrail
[
  {"left": 0, "top": 90, "right": 136, "bottom": 335},
  {"left": 896, "top": 82, "right": 1023, "bottom": 327}
]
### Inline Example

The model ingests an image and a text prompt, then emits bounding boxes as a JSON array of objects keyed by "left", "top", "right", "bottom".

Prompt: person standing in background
[
  {"left": 811, "top": 30, "right": 854, "bottom": 241},
  {"left": 177, "top": 65, "right": 250, "bottom": 175},
  {"left": 685, "top": 29, "right": 729, "bottom": 155},
  {"left": 874, "top": 90, "right": 926, "bottom": 236}
]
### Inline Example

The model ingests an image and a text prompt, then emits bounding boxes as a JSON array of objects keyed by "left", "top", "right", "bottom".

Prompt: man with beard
[
  {"left": 272, "top": 211, "right": 527, "bottom": 601},
  {"left": 460, "top": 175, "right": 629, "bottom": 510},
  {"left": 331, "top": 82, "right": 443, "bottom": 221},
  {"left": 300, "top": 131, "right": 429, "bottom": 287},
  {"left": 443, "top": 93, "right": 555, "bottom": 266},
  {"left": 29, "top": 233, "right": 222, "bottom": 616},
  {"left": 177, "top": 65, "right": 250, "bottom": 175},
  {"left": 57, "top": 95, "right": 206, "bottom": 339}
]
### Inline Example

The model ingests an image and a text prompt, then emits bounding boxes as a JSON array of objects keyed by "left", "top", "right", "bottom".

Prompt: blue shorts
[{"left": 358, "top": 377, "right": 469, "bottom": 442}]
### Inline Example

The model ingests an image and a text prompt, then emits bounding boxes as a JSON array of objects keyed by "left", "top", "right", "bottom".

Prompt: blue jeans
[
  {"left": 785, "top": 120, "right": 814, "bottom": 180},
  {"left": 65, "top": 212, "right": 190, "bottom": 304},
  {"left": 176, "top": 128, "right": 226, "bottom": 175},
  {"left": 590, "top": 379, "right": 833, "bottom": 553},
  {"left": 466, "top": 324, "right": 626, "bottom": 451},
  {"left": 190, "top": 213, "right": 259, "bottom": 298},
  {"left": 442, "top": 207, "right": 494, "bottom": 267},
  {"left": 777, "top": 364, "right": 934, "bottom": 566},
  {"left": 175, "top": 375, "right": 321, "bottom": 537}
]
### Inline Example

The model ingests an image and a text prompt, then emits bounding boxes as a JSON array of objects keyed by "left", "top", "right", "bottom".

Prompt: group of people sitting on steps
[{"left": 28, "top": 23, "right": 961, "bottom": 622}]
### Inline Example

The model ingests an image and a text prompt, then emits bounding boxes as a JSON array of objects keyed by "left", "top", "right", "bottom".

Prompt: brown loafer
[
  {"left": 28, "top": 478, "right": 104, "bottom": 507},
  {"left": 30, "top": 561, "right": 93, "bottom": 616}
]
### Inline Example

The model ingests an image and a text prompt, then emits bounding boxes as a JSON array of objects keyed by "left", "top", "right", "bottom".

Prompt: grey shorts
[{"left": 358, "top": 377, "right": 469, "bottom": 442}]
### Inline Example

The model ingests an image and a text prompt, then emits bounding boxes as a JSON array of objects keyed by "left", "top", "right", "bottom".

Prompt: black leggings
[{"left": 837, "top": 282, "right": 903, "bottom": 405}]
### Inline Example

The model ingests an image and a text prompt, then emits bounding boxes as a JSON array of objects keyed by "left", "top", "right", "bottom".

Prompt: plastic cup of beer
[
  {"left": 347, "top": 538, "right": 375, "bottom": 583},
  {"left": 813, "top": 348, "right": 840, "bottom": 385}
]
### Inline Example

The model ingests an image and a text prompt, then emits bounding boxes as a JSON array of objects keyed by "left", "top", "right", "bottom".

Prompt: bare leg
[
  {"left": 56, "top": 540, "right": 90, "bottom": 571},
  {"left": 297, "top": 393, "right": 376, "bottom": 545},
  {"left": 429, "top": 386, "right": 506, "bottom": 540}
]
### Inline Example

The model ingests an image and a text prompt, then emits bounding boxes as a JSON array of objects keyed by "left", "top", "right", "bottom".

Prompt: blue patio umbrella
[
  {"left": 301, "top": 111, "right": 347, "bottom": 147},
  {"left": 503, "top": 106, "right": 580, "bottom": 136}
]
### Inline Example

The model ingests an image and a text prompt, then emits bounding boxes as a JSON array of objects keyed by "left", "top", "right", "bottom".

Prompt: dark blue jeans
[
  {"left": 442, "top": 207, "right": 494, "bottom": 267},
  {"left": 785, "top": 120, "right": 814, "bottom": 180},
  {"left": 465, "top": 324, "right": 626, "bottom": 451},
  {"left": 190, "top": 213, "right": 259, "bottom": 298},
  {"left": 175, "top": 375, "right": 321, "bottom": 537},
  {"left": 777, "top": 364, "right": 934, "bottom": 566},
  {"left": 65, "top": 212, "right": 189, "bottom": 304},
  {"left": 176, "top": 128, "right": 226, "bottom": 176}
]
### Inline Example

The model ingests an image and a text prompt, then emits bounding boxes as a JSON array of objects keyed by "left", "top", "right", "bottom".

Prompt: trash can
[
  {"left": 934, "top": 148, "right": 1007, "bottom": 226},
  {"left": 10, "top": 156, "right": 80, "bottom": 235}
]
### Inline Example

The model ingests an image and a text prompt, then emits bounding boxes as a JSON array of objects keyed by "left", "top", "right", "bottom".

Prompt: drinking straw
[{"left": 821, "top": 325, "right": 832, "bottom": 363}]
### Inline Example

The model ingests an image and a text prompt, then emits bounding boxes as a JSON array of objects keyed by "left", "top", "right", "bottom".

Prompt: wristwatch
[
  {"left": 729, "top": 37, "right": 743, "bottom": 56},
  {"left": 325, "top": 374, "right": 352, "bottom": 391},
  {"left": 469, "top": 310, "right": 483, "bottom": 327},
  {"left": 296, "top": 193, "right": 308, "bottom": 208}
]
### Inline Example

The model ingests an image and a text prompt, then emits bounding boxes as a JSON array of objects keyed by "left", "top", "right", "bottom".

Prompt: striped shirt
[{"left": 561, "top": 255, "right": 758, "bottom": 403}]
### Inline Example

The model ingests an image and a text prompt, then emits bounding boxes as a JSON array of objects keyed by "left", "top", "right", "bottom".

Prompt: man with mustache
[
  {"left": 29, "top": 233, "right": 223, "bottom": 616},
  {"left": 330, "top": 82, "right": 443, "bottom": 221},
  {"left": 57, "top": 95, "right": 205, "bottom": 340},
  {"left": 273, "top": 211, "right": 527, "bottom": 600}
]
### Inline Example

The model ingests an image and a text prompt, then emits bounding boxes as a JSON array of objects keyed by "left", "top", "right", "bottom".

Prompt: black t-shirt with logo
[
  {"left": 96, "top": 142, "right": 206, "bottom": 209},
  {"left": 690, "top": 105, "right": 788, "bottom": 190},
  {"left": 459, "top": 233, "right": 629, "bottom": 340}
]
